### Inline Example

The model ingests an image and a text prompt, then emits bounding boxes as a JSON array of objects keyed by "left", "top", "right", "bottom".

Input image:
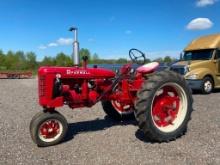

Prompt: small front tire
[{"left": 30, "top": 111, "right": 68, "bottom": 147}]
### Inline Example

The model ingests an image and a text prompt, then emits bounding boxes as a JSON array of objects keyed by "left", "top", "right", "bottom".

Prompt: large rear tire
[
  {"left": 30, "top": 111, "right": 68, "bottom": 147},
  {"left": 135, "top": 71, "right": 193, "bottom": 142}
]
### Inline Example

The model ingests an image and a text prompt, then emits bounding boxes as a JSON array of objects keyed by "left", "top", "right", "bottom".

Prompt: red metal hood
[{"left": 38, "top": 66, "right": 116, "bottom": 79}]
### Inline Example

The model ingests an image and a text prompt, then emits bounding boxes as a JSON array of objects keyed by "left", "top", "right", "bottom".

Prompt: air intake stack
[{"left": 69, "top": 27, "right": 80, "bottom": 66}]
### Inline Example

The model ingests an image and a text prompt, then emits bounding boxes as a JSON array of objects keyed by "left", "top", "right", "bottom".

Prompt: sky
[{"left": 0, "top": 0, "right": 219, "bottom": 61}]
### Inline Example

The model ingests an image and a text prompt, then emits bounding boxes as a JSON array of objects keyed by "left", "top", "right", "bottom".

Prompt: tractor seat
[{"left": 136, "top": 62, "right": 159, "bottom": 74}]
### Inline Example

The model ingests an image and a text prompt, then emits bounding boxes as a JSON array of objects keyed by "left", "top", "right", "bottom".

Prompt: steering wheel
[{"left": 129, "top": 48, "right": 146, "bottom": 65}]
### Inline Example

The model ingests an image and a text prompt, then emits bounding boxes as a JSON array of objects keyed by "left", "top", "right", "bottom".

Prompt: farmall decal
[{"left": 66, "top": 69, "right": 90, "bottom": 75}]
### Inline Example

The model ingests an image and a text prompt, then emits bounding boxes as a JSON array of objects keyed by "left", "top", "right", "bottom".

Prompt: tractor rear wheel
[
  {"left": 30, "top": 110, "right": 68, "bottom": 147},
  {"left": 135, "top": 70, "right": 193, "bottom": 142},
  {"left": 101, "top": 100, "right": 134, "bottom": 120}
]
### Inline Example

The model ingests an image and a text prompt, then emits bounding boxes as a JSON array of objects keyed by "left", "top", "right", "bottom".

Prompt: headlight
[
  {"left": 187, "top": 74, "right": 198, "bottom": 79},
  {"left": 184, "top": 66, "right": 189, "bottom": 74}
]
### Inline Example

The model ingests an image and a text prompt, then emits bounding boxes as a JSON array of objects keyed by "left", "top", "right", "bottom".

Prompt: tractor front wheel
[
  {"left": 30, "top": 110, "right": 68, "bottom": 147},
  {"left": 135, "top": 71, "right": 193, "bottom": 142}
]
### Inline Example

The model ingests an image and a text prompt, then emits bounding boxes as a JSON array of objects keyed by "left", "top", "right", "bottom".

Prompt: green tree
[
  {"left": 153, "top": 57, "right": 163, "bottom": 63},
  {"left": 163, "top": 56, "right": 172, "bottom": 63},
  {"left": 4, "top": 51, "right": 16, "bottom": 70},
  {"left": 55, "top": 52, "right": 73, "bottom": 66},
  {"left": 79, "top": 48, "right": 91, "bottom": 63},
  {"left": 92, "top": 53, "right": 100, "bottom": 64},
  {"left": 41, "top": 56, "right": 56, "bottom": 66},
  {"left": 15, "top": 51, "right": 26, "bottom": 70},
  {"left": 0, "top": 50, "right": 6, "bottom": 70},
  {"left": 116, "top": 58, "right": 127, "bottom": 64},
  {"left": 145, "top": 58, "right": 151, "bottom": 63},
  {"left": 26, "top": 52, "right": 37, "bottom": 70}
]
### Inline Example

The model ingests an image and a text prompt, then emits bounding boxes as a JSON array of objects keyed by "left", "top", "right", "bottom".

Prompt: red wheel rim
[
  {"left": 39, "top": 119, "right": 62, "bottom": 142},
  {"left": 151, "top": 83, "right": 187, "bottom": 132}
]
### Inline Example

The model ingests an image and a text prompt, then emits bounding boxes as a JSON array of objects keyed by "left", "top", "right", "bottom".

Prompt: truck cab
[{"left": 170, "top": 34, "right": 220, "bottom": 94}]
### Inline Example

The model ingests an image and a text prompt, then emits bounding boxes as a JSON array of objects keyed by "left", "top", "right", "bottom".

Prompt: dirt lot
[{"left": 0, "top": 79, "right": 219, "bottom": 165}]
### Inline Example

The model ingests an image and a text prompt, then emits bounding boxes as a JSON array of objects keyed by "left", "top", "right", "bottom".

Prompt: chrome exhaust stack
[{"left": 69, "top": 27, "right": 80, "bottom": 66}]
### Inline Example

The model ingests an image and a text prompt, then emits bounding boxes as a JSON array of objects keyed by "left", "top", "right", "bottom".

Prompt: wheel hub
[
  {"left": 152, "top": 86, "right": 180, "bottom": 127},
  {"left": 39, "top": 120, "right": 60, "bottom": 139},
  {"left": 204, "top": 81, "right": 212, "bottom": 92}
]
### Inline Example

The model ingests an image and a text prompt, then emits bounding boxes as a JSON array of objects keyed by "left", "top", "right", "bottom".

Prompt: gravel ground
[{"left": 0, "top": 79, "right": 219, "bottom": 165}]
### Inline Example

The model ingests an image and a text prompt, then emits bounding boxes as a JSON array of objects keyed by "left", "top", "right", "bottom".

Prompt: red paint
[
  {"left": 38, "top": 66, "right": 115, "bottom": 79},
  {"left": 38, "top": 59, "right": 145, "bottom": 111},
  {"left": 40, "top": 120, "right": 60, "bottom": 139},
  {"left": 48, "top": 97, "right": 64, "bottom": 108},
  {"left": 88, "top": 91, "right": 99, "bottom": 103},
  {"left": 152, "top": 86, "right": 180, "bottom": 127}
]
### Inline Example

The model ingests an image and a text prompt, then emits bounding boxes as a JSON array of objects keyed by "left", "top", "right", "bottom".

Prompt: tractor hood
[{"left": 38, "top": 66, "right": 116, "bottom": 79}]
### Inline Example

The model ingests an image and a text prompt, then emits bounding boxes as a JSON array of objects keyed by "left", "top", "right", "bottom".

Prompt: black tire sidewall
[
  {"left": 135, "top": 71, "right": 193, "bottom": 141},
  {"left": 202, "top": 77, "right": 213, "bottom": 94},
  {"left": 146, "top": 78, "right": 191, "bottom": 139},
  {"left": 30, "top": 112, "right": 68, "bottom": 147}
]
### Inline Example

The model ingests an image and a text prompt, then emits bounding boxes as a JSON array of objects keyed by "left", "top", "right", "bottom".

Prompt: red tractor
[{"left": 30, "top": 27, "right": 193, "bottom": 147}]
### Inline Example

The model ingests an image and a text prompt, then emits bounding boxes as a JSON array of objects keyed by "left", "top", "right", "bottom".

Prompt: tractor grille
[{"left": 39, "top": 76, "right": 46, "bottom": 97}]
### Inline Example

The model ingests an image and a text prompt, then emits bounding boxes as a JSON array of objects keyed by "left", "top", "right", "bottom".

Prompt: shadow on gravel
[
  {"left": 212, "top": 88, "right": 220, "bottom": 93},
  {"left": 63, "top": 116, "right": 137, "bottom": 143},
  {"left": 135, "top": 128, "right": 188, "bottom": 143},
  {"left": 191, "top": 90, "right": 203, "bottom": 95},
  {"left": 135, "top": 129, "right": 155, "bottom": 143},
  {"left": 192, "top": 88, "right": 220, "bottom": 95}
]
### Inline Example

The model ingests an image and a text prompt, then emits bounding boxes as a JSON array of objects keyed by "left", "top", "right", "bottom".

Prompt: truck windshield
[{"left": 182, "top": 49, "right": 214, "bottom": 61}]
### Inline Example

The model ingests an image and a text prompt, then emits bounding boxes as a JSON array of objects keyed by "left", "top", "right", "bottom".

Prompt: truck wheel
[
  {"left": 135, "top": 70, "right": 193, "bottom": 142},
  {"left": 30, "top": 111, "right": 68, "bottom": 147},
  {"left": 201, "top": 77, "right": 213, "bottom": 94},
  {"left": 101, "top": 100, "right": 134, "bottom": 120}
]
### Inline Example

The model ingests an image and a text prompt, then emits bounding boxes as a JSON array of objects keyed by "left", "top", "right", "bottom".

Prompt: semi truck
[{"left": 170, "top": 34, "right": 220, "bottom": 94}]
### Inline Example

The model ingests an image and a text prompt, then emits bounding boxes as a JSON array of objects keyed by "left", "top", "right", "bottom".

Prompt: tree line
[{"left": 0, "top": 48, "right": 177, "bottom": 71}]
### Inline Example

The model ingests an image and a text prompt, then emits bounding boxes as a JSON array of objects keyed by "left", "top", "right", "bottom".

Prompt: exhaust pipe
[{"left": 69, "top": 27, "right": 80, "bottom": 66}]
